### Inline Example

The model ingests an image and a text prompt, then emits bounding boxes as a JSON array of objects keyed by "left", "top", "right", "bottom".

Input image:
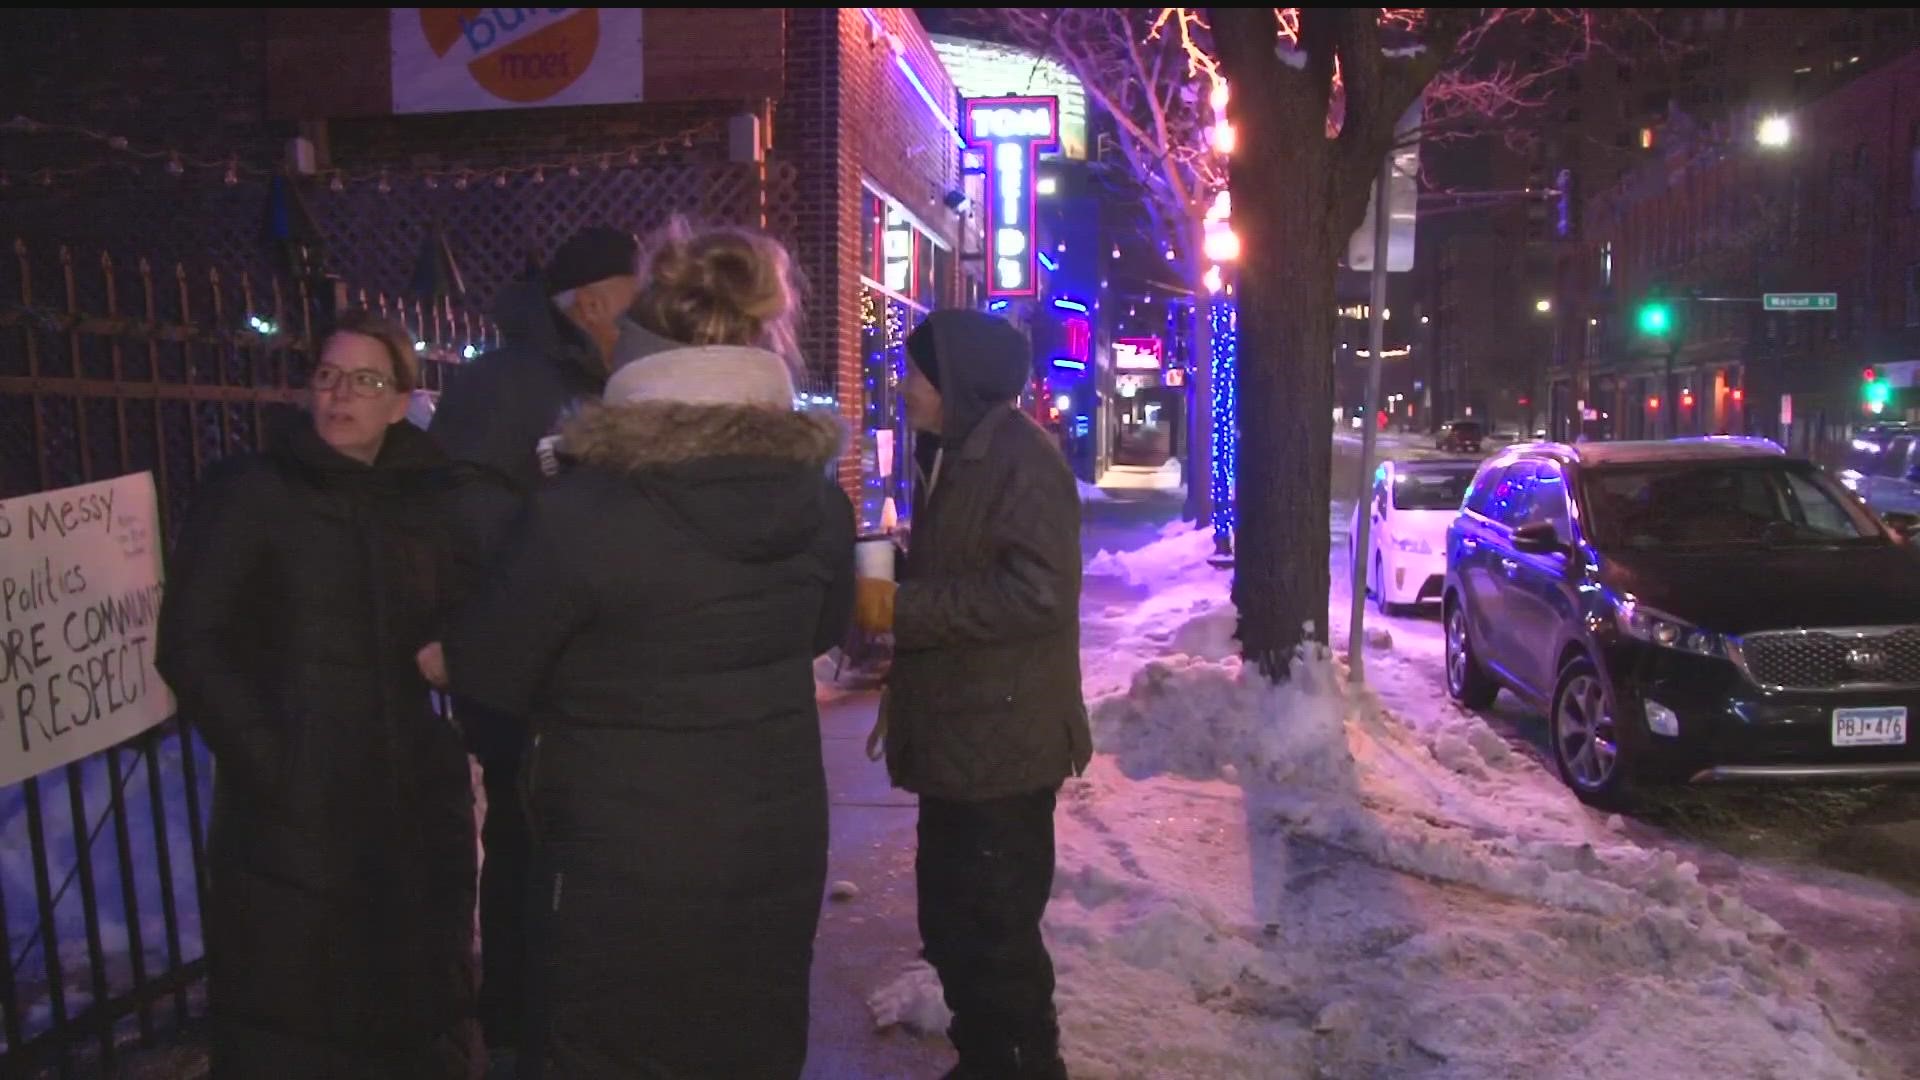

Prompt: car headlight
[
  {"left": 1615, "top": 599, "right": 1728, "bottom": 659},
  {"left": 1393, "top": 536, "right": 1433, "bottom": 555}
]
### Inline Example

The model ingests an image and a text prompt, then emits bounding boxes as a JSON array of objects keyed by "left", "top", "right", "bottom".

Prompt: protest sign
[{"left": 0, "top": 472, "right": 172, "bottom": 787}]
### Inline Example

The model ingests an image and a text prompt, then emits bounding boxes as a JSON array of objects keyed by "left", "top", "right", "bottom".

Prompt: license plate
[{"left": 1832, "top": 707, "right": 1908, "bottom": 747}]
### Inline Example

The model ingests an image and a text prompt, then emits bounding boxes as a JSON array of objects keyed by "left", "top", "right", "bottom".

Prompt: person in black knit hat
[{"left": 427, "top": 226, "right": 670, "bottom": 1069}]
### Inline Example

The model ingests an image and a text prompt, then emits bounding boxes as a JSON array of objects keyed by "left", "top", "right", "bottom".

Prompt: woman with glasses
[{"left": 158, "top": 309, "right": 489, "bottom": 1079}]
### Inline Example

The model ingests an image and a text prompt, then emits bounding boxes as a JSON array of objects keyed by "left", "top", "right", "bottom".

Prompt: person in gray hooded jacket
[{"left": 855, "top": 309, "right": 1091, "bottom": 1079}]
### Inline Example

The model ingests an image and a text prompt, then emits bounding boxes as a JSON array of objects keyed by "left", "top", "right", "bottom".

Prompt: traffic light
[
  {"left": 1637, "top": 299, "right": 1674, "bottom": 337},
  {"left": 1864, "top": 368, "right": 1892, "bottom": 415}
]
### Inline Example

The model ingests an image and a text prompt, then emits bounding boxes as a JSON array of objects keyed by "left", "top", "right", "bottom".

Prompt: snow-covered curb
[{"left": 869, "top": 522, "right": 1880, "bottom": 1079}]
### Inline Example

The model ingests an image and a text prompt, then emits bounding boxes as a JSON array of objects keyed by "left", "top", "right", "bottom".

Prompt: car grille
[{"left": 1737, "top": 627, "right": 1920, "bottom": 690}]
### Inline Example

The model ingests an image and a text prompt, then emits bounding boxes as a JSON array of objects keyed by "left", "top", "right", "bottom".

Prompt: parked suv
[{"left": 1442, "top": 438, "right": 1920, "bottom": 805}]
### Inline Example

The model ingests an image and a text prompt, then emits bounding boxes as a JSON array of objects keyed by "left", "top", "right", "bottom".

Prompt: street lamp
[
  {"left": 1534, "top": 298, "right": 1552, "bottom": 314},
  {"left": 1756, "top": 114, "right": 1793, "bottom": 149}
]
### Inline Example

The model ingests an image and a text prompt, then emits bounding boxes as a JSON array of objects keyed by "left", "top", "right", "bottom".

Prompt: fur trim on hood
[{"left": 560, "top": 401, "right": 846, "bottom": 474}]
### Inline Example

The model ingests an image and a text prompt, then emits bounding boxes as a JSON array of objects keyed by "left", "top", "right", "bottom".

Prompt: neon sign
[
  {"left": 965, "top": 96, "right": 1059, "bottom": 297},
  {"left": 1061, "top": 316, "right": 1090, "bottom": 363},
  {"left": 1115, "top": 337, "right": 1164, "bottom": 371}
]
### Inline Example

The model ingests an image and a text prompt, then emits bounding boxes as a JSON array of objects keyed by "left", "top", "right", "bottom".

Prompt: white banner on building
[
  {"left": 0, "top": 473, "right": 171, "bottom": 788},
  {"left": 391, "top": 9, "right": 644, "bottom": 116}
]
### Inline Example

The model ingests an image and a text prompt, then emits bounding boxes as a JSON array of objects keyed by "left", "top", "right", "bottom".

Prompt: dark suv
[
  {"left": 1442, "top": 439, "right": 1920, "bottom": 805},
  {"left": 1437, "top": 420, "right": 1484, "bottom": 455}
]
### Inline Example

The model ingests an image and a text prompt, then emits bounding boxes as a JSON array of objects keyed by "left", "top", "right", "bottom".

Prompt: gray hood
[{"left": 906, "top": 310, "right": 1031, "bottom": 445}]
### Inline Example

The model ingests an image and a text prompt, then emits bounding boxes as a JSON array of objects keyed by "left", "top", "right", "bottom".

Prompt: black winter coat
[
  {"left": 444, "top": 390, "right": 854, "bottom": 1079},
  {"left": 155, "top": 414, "right": 488, "bottom": 1079},
  {"left": 886, "top": 311, "right": 1093, "bottom": 801},
  {"left": 431, "top": 284, "right": 677, "bottom": 496}
]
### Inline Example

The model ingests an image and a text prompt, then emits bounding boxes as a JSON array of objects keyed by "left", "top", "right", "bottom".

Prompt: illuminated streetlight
[
  {"left": 1534, "top": 298, "right": 1552, "bottom": 314},
  {"left": 1756, "top": 114, "right": 1793, "bottom": 149}
]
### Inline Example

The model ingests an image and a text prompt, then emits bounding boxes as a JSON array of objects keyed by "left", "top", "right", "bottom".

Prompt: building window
[
  {"left": 858, "top": 287, "right": 923, "bottom": 533},
  {"left": 859, "top": 186, "right": 955, "bottom": 533},
  {"left": 1909, "top": 121, "right": 1920, "bottom": 211}
]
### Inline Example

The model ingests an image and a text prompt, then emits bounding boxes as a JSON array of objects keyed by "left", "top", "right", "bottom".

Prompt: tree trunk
[
  {"left": 1214, "top": 11, "right": 1342, "bottom": 677},
  {"left": 1183, "top": 219, "right": 1215, "bottom": 528}
]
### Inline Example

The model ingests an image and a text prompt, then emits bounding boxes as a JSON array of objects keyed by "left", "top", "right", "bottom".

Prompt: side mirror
[
  {"left": 1512, "top": 521, "right": 1566, "bottom": 555},
  {"left": 1883, "top": 511, "right": 1920, "bottom": 541}
]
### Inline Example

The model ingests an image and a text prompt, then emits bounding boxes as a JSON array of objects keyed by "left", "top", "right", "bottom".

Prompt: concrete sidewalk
[{"left": 802, "top": 691, "right": 952, "bottom": 1079}]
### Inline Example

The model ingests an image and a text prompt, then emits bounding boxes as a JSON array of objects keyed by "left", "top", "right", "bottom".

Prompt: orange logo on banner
[{"left": 416, "top": 8, "right": 602, "bottom": 104}]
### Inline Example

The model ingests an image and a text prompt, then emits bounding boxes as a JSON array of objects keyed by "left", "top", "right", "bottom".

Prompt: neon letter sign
[{"left": 964, "top": 96, "right": 1059, "bottom": 298}]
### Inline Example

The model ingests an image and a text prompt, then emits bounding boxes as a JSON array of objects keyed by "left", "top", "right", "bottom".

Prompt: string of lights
[
  {"left": 1209, "top": 298, "right": 1238, "bottom": 543},
  {"left": 0, "top": 113, "right": 723, "bottom": 192}
]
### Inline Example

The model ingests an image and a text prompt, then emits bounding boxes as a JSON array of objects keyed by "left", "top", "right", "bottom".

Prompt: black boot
[{"left": 944, "top": 1016, "right": 1018, "bottom": 1079}]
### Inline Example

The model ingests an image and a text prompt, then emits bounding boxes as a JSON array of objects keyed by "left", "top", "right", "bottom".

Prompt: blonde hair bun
[{"left": 633, "top": 218, "right": 801, "bottom": 362}]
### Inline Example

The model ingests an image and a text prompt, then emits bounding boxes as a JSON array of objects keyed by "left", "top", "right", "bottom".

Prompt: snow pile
[
  {"left": 1077, "top": 479, "right": 1113, "bottom": 504},
  {"left": 873, "top": 520, "right": 1882, "bottom": 1079},
  {"left": 1085, "top": 521, "right": 1218, "bottom": 589}
]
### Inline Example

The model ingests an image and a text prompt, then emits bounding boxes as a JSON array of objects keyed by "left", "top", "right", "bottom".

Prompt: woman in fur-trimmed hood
[{"left": 444, "top": 223, "right": 853, "bottom": 1078}]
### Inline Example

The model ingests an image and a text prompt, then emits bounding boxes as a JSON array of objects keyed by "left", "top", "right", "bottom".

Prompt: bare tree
[
  {"left": 993, "top": 8, "right": 1232, "bottom": 526},
  {"left": 969, "top": 6, "right": 1636, "bottom": 676},
  {"left": 1182, "top": 7, "right": 1619, "bottom": 677}
]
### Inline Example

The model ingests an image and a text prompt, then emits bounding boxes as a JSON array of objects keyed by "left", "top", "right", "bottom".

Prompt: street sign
[
  {"left": 1764, "top": 292, "right": 1838, "bottom": 312},
  {"left": 1347, "top": 99, "right": 1422, "bottom": 273}
]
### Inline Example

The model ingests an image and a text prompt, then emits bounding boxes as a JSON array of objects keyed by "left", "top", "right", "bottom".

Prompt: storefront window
[
  {"left": 858, "top": 186, "right": 952, "bottom": 535},
  {"left": 861, "top": 193, "right": 882, "bottom": 281},
  {"left": 915, "top": 233, "right": 937, "bottom": 305},
  {"left": 858, "top": 285, "right": 924, "bottom": 533}
]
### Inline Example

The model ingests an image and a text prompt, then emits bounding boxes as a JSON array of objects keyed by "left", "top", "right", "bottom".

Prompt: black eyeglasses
[{"left": 313, "top": 366, "right": 398, "bottom": 399}]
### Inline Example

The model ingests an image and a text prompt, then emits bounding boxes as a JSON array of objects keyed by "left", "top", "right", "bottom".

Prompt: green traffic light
[
  {"left": 1637, "top": 302, "right": 1673, "bottom": 336},
  {"left": 1866, "top": 380, "right": 1892, "bottom": 408}
]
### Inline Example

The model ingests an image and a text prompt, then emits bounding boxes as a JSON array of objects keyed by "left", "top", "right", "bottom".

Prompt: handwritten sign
[{"left": 0, "top": 473, "right": 171, "bottom": 788}]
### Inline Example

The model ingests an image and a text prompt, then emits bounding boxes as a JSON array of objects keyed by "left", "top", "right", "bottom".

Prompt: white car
[{"left": 1351, "top": 459, "right": 1479, "bottom": 612}]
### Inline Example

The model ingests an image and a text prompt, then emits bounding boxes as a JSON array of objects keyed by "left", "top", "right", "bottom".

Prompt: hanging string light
[{"left": 1209, "top": 299, "right": 1238, "bottom": 544}]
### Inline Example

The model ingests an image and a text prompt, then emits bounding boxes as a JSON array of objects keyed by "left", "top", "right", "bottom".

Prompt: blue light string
[{"left": 1209, "top": 299, "right": 1238, "bottom": 543}]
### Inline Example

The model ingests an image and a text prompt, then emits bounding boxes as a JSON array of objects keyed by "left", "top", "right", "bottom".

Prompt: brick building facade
[
  {"left": 0, "top": 8, "right": 976, "bottom": 503},
  {"left": 1552, "top": 48, "right": 1920, "bottom": 457}
]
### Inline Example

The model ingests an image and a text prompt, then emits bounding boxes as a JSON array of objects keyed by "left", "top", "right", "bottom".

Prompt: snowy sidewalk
[{"left": 862, "top": 521, "right": 1897, "bottom": 1079}]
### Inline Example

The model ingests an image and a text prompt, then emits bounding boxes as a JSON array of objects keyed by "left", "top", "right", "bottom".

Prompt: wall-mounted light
[{"left": 1036, "top": 176, "right": 1058, "bottom": 196}]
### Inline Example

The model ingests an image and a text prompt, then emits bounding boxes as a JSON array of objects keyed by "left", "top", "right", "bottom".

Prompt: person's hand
[
  {"left": 416, "top": 642, "right": 449, "bottom": 690},
  {"left": 854, "top": 579, "right": 898, "bottom": 635}
]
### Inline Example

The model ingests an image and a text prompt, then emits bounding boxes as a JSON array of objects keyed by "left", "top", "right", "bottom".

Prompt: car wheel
[
  {"left": 1444, "top": 600, "right": 1499, "bottom": 709},
  {"left": 1373, "top": 554, "right": 1396, "bottom": 616},
  {"left": 1550, "top": 656, "right": 1633, "bottom": 807}
]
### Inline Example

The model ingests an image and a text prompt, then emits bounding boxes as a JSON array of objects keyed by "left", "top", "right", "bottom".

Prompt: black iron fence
[{"left": 0, "top": 238, "right": 491, "bottom": 1077}]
